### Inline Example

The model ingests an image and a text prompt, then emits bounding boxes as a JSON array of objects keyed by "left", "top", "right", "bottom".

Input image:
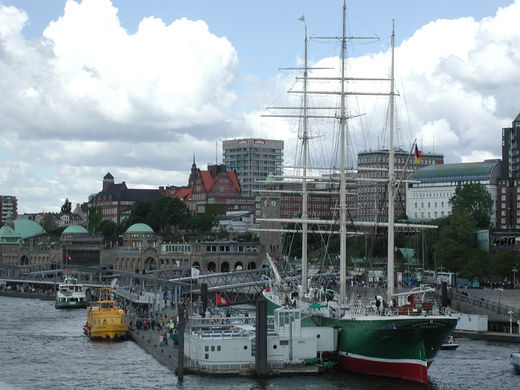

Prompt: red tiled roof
[
  {"left": 174, "top": 188, "right": 192, "bottom": 200},
  {"left": 200, "top": 170, "right": 241, "bottom": 193},
  {"left": 200, "top": 171, "right": 215, "bottom": 191},
  {"left": 228, "top": 171, "right": 241, "bottom": 192}
]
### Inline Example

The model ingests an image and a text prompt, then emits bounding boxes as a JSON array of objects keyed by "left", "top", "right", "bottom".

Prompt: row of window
[
  {"left": 205, "top": 245, "right": 258, "bottom": 253},
  {"left": 413, "top": 201, "right": 446, "bottom": 209},
  {"left": 162, "top": 244, "right": 191, "bottom": 253},
  {"left": 410, "top": 191, "right": 454, "bottom": 198},
  {"left": 414, "top": 211, "right": 445, "bottom": 219}
]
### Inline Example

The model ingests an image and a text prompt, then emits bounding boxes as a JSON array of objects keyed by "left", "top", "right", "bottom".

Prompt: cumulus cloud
[
  {"left": 1, "top": 0, "right": 520, "bottom": 213},
  {"left": 0, "top": 0, "right": 242, "bottom": 212}
]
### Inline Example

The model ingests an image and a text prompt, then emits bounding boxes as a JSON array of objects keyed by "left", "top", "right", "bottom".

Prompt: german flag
[{"left": 414, "top": 144, "right": 423, "bottom": 163}]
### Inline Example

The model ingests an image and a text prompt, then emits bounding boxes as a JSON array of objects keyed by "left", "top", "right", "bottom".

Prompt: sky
[{"left": 1, "top": 0, "right": 519, "bottom": 214}]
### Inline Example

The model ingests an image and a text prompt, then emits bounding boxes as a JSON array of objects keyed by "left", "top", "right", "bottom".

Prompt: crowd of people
[{"left": 0, "top": 282, "right": 54, "bottom": 295}]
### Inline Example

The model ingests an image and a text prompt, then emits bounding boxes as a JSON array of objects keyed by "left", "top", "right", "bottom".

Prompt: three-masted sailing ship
[{"left": 259, "top": 1, "right": 457, "bottom": 384}]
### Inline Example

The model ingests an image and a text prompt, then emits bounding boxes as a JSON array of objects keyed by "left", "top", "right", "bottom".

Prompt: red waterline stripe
[{"left": 337, "top": 354, "right": 429, "bottom": 384}]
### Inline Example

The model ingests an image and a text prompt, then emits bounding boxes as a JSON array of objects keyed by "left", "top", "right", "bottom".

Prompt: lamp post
[
  {"left": 509, "top": 310, "right": 514, "bottom": 334},
  {"left": 513, "top": 267, "right": 518, "bottom": 289}
]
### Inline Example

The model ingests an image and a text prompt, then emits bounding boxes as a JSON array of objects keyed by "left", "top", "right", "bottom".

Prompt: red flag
[
  {"left": 216, "top": 294, "right": 230, "bottom": 306},
  {"left": 66, "top": 252, "right": 72, "bottom": 263}
]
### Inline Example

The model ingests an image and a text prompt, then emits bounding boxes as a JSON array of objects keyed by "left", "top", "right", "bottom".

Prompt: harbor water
[{"left": 0, "top": 296, "right": 518, "bottom": 390}]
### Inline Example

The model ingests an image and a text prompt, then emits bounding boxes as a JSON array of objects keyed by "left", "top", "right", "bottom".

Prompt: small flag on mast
[
  {"left": 66, "top": 251, "right": 72, "bottom": 263},
  {"left": 298, "top": 15, "right": 305, "bottom": 23}
]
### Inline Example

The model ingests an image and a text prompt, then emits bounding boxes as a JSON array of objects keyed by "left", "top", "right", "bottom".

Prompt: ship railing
[{"left": 186, "top": 314, "right": 274, "bottom": 329}]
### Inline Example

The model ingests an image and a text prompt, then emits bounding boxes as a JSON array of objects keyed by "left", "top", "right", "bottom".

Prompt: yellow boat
[{"left": 84, "top": 287, "right": 128, "bottom": 341}]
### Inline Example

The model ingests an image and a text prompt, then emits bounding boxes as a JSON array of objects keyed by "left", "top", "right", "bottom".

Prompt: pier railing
[{"left": 451, "top": 290, "right": 520, "bottom": 319}]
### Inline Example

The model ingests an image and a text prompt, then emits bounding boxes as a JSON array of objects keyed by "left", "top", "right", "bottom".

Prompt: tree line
[
  {"left": 402, "top": 182, "right": 520, "bottom": 283},
  {"left": 87, "top": 197, "right": 221, "bottom": 240}
]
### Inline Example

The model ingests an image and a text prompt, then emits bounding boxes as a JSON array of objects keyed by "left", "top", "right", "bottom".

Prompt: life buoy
[{"left": 407, "top": 295, "right": 413, "bottom": 303}]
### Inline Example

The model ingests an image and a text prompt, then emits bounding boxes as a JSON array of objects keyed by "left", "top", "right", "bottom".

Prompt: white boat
[
  {"left": 183, "top": 307, "right": 335, "bottom": 374},
  {"left": 511, "top": 352, "right": 520, "bottom": 374},
  {"left": 260, "top": 1, "right": 458, "bottom": 384},
  {"left": 55, "top": 276, "right": 88, "bottom": 309},
  {"left": 440, "top": 335, "right": 460, "bottom": 350}
]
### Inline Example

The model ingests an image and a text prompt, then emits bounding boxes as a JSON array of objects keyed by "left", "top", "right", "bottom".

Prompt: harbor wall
[{"left": 455, "top": 313, "right": 488, "bottom": 332}]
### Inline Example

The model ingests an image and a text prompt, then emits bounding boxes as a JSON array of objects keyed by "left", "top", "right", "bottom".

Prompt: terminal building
[
  {"left": 405, "top": 160, "right": 501, "bottom": 225},
  {"left": 113, "top": 222, "right": 263, "bottom": 274}
]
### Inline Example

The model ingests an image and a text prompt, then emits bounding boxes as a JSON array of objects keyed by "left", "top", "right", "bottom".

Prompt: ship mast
[
  {"left": 338, "top": 0, "right": 348, "bottom": 305},
  {"left": 387, "top": 21, "right": 396, "bottom": 300},
  {"left": 301, "top": 21, "right": 309, "bottom": 294}
]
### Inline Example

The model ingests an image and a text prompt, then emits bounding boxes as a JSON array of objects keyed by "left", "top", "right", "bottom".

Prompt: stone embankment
[{"left": 128, "top": 327, "right": 188, "bottom": 374}]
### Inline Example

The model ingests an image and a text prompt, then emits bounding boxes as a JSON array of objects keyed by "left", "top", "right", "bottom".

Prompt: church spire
[{"left": 189, "top": 153, "right": 198, "bottom": 187}]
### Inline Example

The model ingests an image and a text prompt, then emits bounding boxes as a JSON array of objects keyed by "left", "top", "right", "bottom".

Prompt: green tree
[
  {"left": 88, "top": 206, "right": 102, "bottom": 234},
  {"left": 458, "top": 248, "right": 490, "bottom": 279},
  {"left": 489, "top": 250, "right": 520, "bottom": 280},
  {"left": 189, "top": 211, "right": 219, "bottom": 232},
  {"left": 433, "top": 210, "right": 477, "bottom": 272},
  {"left": 148, "top": 197, "right": 189, "bottom": 234},
  {"left": 449, "top": 182, "right": 492, "bottom": 228},
  {"left": 41, "top": 214, "right": 58, "bottom": 233},
  {"left": 125, "top": 201, "right": 152, "bottom": 227},
  {"left": 100, "top": 219, "right": 117, "bottom": 238},
  {"left": 60, "top": 198, "right": 72, "bottom": 215}
]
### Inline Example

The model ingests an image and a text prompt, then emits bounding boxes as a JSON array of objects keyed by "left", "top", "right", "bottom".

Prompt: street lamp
[
  {"left": 513, "top": 267, "right": 518, "bottom": 289},
  {"left": 509, "top": 310, "right": 514, "bottom": 334}
]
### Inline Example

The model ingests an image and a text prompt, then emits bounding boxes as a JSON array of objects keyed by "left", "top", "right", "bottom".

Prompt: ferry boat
[
  {"left": 55, "top": 276, "right": 88, "bottom": 309},
  {"left": 84, "top": 287, "right": 128, "bottom": 341},
  {"left": 184, "top": 307, "right": 335, "bottom": 374}
]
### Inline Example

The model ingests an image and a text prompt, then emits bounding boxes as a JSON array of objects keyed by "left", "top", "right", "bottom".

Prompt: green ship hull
[
  {"left": 312, "top": 314, "right": 457, "bottom": 383},
  {"left": 55, "top": 300, "right": 88, "bottom": 309}
]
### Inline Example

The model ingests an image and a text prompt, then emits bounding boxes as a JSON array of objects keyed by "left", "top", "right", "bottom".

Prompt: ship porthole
[
  {"left": 273, "top": 345, "right": 277, "bottom": 350},
  {"left": 243, "top": 346, "right": 248, "bottom": 350}
]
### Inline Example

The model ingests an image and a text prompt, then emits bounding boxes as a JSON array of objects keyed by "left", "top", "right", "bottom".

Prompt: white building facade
[
  {"left": 406, "top": 160, "right": 501, "bottom": 226},
  {"left": 222, "top": 138, "right": 283, "bottom": 196}
]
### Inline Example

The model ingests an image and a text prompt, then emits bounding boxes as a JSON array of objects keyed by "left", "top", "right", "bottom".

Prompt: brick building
[
  {"left": 170, "top": 161, "right": 255, "bottom": 215},
  {"left": 88, "top": 173, "right": 162, "bottom": 224}
]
